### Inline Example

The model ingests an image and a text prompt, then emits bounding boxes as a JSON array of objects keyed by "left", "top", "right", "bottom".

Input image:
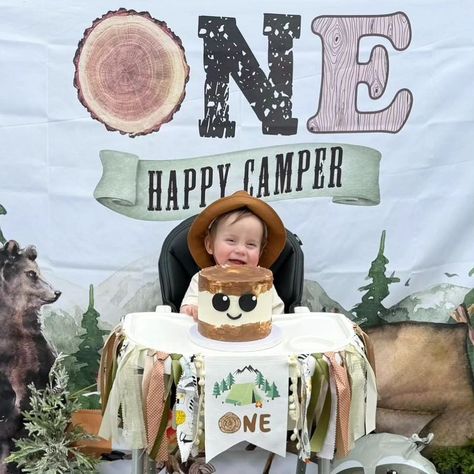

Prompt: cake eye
[
  {"left": 239, "top": 294, "right": 257, "bottom": 312},
  {"left": 212, "top": 293, "right": 230, "bottom": 311}
]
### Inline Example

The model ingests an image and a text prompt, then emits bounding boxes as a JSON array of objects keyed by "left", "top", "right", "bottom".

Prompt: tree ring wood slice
[{"left": 74, "top": 9, "right": 189, "bottom": 137}]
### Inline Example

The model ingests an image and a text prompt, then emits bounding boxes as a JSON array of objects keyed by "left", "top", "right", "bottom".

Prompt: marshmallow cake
[{"left": 198, "top": 265, "right": 273, "bottom": 342}]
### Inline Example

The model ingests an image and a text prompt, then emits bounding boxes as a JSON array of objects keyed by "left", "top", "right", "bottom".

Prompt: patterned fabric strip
[
  {"left": 149, "top": 395, "right": 172, "bottom": 461},
  {"left": 297, "top": 354, "right": 313, "bottom": 461},
  {"left": 120, "top": 347, "right": 148, "bottom": 448},
  {"left": 176, "top": 356, "right": 199, "bottom": 462},
  {"left": 145, "top": 351, "right": 170, "bottom": 461},
  {"left": 325, "top": 352, "right": 352, "bottom": 458},
  {"left": 149, "top": 354, "right": 183, "bottom": 460}
]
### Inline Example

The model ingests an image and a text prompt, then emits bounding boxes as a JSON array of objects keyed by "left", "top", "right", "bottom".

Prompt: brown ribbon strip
[
  {"left": 98, "top": 326, "right": 125, "bottom": 414},
  {"left": 144, "top": 351, "right": 170, "bottom": 461}
]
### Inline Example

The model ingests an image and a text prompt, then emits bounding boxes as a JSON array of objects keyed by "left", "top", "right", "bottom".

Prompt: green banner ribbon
[{"left": 94, "top": 143, "right": 381, "bottom": 221}]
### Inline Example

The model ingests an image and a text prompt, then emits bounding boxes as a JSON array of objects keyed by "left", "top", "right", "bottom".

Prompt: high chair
[
  {"left": 103, "top": 217, "right": 373, "bottom": 473},
  {"left": 157, "top": 214, "right": 313, "bottom": 473}
]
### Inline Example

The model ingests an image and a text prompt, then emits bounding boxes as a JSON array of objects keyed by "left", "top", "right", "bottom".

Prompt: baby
[{"left": 181, "top": 190, "right": 286, "bottom": 319}]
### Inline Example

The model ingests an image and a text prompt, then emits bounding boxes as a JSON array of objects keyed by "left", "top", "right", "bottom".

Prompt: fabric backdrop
[{"left": 0, "top": 0, "right": 473, "bottom": 454}]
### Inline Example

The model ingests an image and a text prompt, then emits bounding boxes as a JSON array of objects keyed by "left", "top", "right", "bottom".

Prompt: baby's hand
[{"left": 181, "top": 304, "right": 198, "bottom": 321}]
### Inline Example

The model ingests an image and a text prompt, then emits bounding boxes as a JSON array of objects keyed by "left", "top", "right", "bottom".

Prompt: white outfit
[{"left": 181, "top": 272, "right": 285, "bottom": 314}]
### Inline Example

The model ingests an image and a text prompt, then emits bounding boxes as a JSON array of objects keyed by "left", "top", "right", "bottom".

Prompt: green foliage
[
  {"left": 463, "top": 288, "right": 474, "bottom": 309},
  {"left": 72, "top": 285, "right": 108, "bottom": 409},
  {"left": 5, "top": 354, "right": 99, "bottom": 474},
  {"left": 430, "top": 441, "right": 474, "bottom": 474},
  {"left": 43, "top": 308, "right": 83, "bottom": 382},
  {"left": 351, "top": 230, "right": 400, "bottom": 328}
]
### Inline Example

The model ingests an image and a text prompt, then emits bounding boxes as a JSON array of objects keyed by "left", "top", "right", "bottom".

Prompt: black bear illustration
[{"left": 0, "top": 240, "right": 60, "bottom": 473}]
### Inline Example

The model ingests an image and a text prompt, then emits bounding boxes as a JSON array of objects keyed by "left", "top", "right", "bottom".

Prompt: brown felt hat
[{"left": 188, "top": 191, "right": 286, "bottom": 269}]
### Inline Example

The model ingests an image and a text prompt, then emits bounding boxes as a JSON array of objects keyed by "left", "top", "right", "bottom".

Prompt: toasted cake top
[{"left": 199, "top": 264, "right": 273, "bottom": 296}]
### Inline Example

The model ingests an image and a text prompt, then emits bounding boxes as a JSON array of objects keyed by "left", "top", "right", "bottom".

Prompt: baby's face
[{"left": 205, "top": 214, "right": 263, "bottom": 266}]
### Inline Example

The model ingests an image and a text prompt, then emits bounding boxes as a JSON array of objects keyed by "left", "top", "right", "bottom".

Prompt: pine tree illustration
[
  {"left": 213, "top": 382, "right": 221, "bottom": 398},
  {"left": 72, "top": 284, "right": 108, "bottom": 408},
  {"left": 351, "top": 230, "right": 399, "bottom": 328},
  {"left": 264, "top": 379, "right": 271, "bottom": 393},
  {"left": 220, "top": 379, "right": 228, "bottom": 392},
  {"left": 226, "top": 372, "right": 235, "bottom": 388},
  {"left": 269, "top": 382, "right": 280, "bottom": 400},
  {"left": 255, "top": 371, "right": 265, "bottom": 388}
]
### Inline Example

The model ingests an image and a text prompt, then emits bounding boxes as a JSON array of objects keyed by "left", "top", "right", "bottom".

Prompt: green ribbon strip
[
  {"left": 310, "top": 388, "right": 332, "bottom": 453},
  {"left": 171, "top": 354, "right": 183, "bottom": 386},
  {"left": 94, "top": 143, "right": 381, "bottom": 221},
  {"left": 309, "top": 354, "right": 332, "bottom": 453},
  {"left": 307, "top": 354, "right": 328, "bottom": 426}
]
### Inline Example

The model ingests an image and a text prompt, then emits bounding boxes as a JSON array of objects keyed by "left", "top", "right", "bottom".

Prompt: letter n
[
  {"left": 198, "top": 15, "right": 301, "bottom": 137},
  {"left": 243, "top": 414, "right": 257, "bottom": 432},
  {"left": 308, "top": 12, "right": 413, "bottom": 133}
]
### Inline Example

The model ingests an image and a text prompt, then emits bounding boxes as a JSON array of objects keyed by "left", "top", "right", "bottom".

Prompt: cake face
[{"left": 198, "top": 265, "right": 273, "bottom": 342}]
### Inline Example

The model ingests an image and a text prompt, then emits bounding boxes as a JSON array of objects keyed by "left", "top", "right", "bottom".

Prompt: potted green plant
[
  {"left": 6, "top": 354, "right": 100, "bottom": 473},
  {"left": 430, "top": 441, "right": 474, "bottom": 474}
]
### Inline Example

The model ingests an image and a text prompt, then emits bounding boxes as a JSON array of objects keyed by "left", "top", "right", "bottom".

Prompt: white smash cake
[{"left": 197, "top": 264, "right": 274, "bottom": 342}]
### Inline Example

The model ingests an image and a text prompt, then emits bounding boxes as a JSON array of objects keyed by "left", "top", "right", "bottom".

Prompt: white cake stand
[{"left": 188, "top": 324, "right": 283, "bottom": 352}]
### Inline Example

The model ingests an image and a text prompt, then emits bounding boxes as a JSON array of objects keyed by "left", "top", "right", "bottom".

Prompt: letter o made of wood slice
[
  {"left": 218, "top": 412, "right": 241, "bottom": 433},
  {"left": 74, "top": 9, "right": 189, "bottom": 137}
]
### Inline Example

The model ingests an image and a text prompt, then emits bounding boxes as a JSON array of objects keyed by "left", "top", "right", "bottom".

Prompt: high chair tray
[{"left": 122, "top": 309, "right": 355, "bottom": 355}]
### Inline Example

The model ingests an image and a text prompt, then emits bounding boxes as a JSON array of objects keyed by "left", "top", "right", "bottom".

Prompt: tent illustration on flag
[{"left": 225, "top": 383, "right": 263, "bottom": 406}]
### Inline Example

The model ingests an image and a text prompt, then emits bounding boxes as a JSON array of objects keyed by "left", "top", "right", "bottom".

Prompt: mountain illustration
[
  {"left": 383, "top": 283, "right": 471, "bottom": 323},
  {"left": 95, "top": 252, "right": 162, "bottom": 323},
  {"left": 41, "top": 252, "right": 162, "bottom": 327},
  {"left": 302, "top": 279, "right": 352, "bottom": 318},
  {"left": 234, "top": 365, "right": 260, "bottom": 375}
]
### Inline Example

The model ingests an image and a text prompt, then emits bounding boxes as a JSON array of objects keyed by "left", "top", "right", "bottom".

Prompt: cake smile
[{"left": 226, "top": 313, "right": 242, "bottom": 320}]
